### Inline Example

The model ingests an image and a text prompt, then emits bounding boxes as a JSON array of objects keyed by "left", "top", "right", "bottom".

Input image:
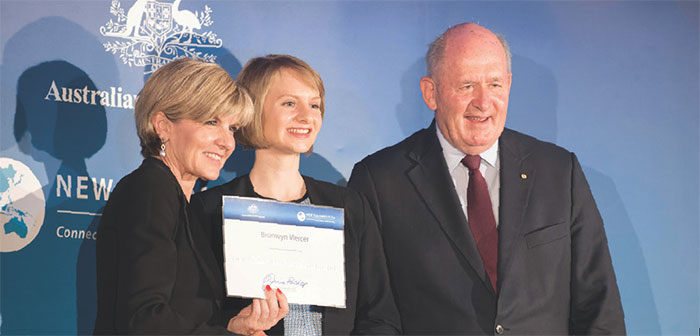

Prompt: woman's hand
[{"left": 227, "top": 285, "right": 289, "bottom": 335}]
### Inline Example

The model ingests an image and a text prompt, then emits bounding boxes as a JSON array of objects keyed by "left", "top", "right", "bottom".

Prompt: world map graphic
[{"left": 0, "top": 158, "right": 45, "bottom": 252}]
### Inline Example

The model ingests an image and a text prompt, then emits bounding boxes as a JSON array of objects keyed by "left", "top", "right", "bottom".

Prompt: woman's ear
[{"left": 151, "top": 111, "right": 172, "bottom": 141}]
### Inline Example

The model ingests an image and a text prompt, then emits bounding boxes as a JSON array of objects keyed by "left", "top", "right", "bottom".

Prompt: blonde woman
[
  {"left": 191, "top": 55, "right": 400, "bottom": 335},
  {"left": 95, "top": 58, "right": 288, "bottom": 334}
]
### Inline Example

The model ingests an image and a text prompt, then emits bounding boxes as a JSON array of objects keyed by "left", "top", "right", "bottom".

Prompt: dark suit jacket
[
  {"left": 94, "top": 158, "right": 231, "bottom": 335},
  {"left": 347, "top": 123, "right": 625, "bottom": 335},
  {"left": 190, "top": 174, "right": 401, "bottom": 335}
]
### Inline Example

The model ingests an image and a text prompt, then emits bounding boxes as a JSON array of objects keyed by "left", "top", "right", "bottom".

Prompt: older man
[{"left": 348, "top": 23, "right": 625, "bottom": 334}]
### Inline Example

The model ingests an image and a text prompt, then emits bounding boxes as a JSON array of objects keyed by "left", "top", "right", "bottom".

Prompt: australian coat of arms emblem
[{"left": 100, "top": 0, "right": 223, "bottom": 73}]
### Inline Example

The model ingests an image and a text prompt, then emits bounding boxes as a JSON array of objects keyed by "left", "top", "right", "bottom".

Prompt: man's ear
[
  {"left": 419, "top": 76, "right": 438, "bottom": 111},
  {"left": 151, "top": 111, "right": 172, "bottom": 141}
]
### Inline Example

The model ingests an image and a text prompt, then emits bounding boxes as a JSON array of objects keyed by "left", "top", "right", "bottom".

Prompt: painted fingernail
[
  {"left": 276, "top": 288, "right": 283, "bottom": 294},
  {"left": 265, "top": 284, "right": 272, "bottom": 291}
]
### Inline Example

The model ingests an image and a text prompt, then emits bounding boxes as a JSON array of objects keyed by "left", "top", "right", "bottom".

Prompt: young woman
[{"left": 191, "top": 55, "right": 400, "bottom": 335}]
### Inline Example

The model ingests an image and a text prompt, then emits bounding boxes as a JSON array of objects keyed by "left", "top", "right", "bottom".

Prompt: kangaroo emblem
[
  {"left": 122, "top": 0, "right": 148, "bottom": 37},
  {"left": 101, "top": 0, "right": 222, "bottom": 74}
]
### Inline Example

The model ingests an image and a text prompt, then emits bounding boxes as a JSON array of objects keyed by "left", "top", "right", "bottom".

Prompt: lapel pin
[{"left": 521, "top": 173, "right": 527, "bottom": 180}]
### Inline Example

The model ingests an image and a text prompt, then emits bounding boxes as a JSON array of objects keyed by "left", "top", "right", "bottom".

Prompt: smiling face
[
  {"left": 421, "top": 24, "right": 512, "bottom": 155},
  {"left": 261, "top": 68, "right": 322, "bottom": 155},
  {"left": 159, "top": 113, "right": 239, "bottom": 182}
]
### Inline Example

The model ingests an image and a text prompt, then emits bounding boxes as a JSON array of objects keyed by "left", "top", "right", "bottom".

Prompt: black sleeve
[
  {"left": 347, "top": 161, "right": 383, "bottom": 230},
  {"left": 105, "top": 179, "right": 232, "bottom": 334},
  {"left": 190, "top": 190, "right": 252, "bottom": 332},
  {"left": 568, "top": 153, "right": 626, "bottom": 335},
  {"left": 190, "top": 192, "right": 224, "bottom": 268},
  {"left": 349, "top": 189, "right": 401, "bottom": 335}
]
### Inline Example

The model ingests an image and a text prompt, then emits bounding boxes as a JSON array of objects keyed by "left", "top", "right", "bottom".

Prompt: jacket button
[{"left": 495, "top": 324, "right": 504, "bottom": 334}]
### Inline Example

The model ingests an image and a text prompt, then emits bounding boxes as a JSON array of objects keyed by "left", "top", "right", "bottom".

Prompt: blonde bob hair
[
  {"left": 135, "top": 57, "right": 254, "bottom": 158},
  {"left": 235, "top": 54, "right": 325, "bottom": 149}
]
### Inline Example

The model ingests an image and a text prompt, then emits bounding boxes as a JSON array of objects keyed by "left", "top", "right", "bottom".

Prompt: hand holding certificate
[{"left": 222, "top": 196, "right": 346, "bottom": 308}]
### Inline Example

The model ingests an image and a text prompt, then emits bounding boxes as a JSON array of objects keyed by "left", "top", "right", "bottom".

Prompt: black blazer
[
  {"left": 347, "top": 123, "right": 625, "bottom": 335},
  {"left": 190, "top": 174, "right": 401, "bottom": 335},
  {"left": 94, "top": 158, "right": 231, "bottom": 334}
]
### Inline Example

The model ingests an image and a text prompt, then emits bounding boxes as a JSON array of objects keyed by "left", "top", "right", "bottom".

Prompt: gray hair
[{"left": 425, "top": 23, "right": 512, "bottom": 77}]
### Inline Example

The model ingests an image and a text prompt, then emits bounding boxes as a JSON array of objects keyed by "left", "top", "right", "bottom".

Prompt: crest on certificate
[{"left": 247, "top": 204, "right": 259, "bottom": 214}]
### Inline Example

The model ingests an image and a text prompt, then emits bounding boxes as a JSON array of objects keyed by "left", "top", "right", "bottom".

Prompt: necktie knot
[{"left": 462, "top": 155, "right": 482, "bottom": 171}]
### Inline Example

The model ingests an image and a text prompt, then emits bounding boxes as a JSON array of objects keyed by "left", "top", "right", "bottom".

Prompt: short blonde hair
[
  {"left": 135, "top": 57, "right": 254, "bottom": 158},
  {"left": 235, "top": 54, "right": 325, "bottom": 149}
]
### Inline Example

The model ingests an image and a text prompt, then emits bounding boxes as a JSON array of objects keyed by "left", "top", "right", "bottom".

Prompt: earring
[{"left": 159, "top": 140, "right": 166, "bottom": 157}]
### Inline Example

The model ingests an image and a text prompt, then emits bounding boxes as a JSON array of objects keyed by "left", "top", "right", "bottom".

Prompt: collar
[
  {"left": 247, "top": 175, "right": 309, "bottom": 203},
  {"left": 436, "top": 126, "right": 499, "bottom": 171}
]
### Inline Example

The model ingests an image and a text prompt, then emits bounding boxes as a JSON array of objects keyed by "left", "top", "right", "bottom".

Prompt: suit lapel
[
  {"left": 228, "top": 175, "right": 256, "bottom": 198},
  {"left": 302, "top": 176, "right": 331, "bottom": 207},
  {"left": 160, "top": 159, "right": 225, "bottom": 308},
  {"left": 497, "top": 129, "right": 534, "bottom": 290},
  {"left": 406, "top": 124, "right": 492, "bottom": 292}
]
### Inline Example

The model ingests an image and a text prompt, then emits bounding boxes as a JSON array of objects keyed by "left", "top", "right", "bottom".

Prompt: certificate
[{"left": 221, "top": 196, "right": 346, "bottom": 308}]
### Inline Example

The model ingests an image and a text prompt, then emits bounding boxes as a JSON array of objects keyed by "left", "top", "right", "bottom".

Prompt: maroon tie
[{"left": 461, "top": 155, "right": 498, "bottom": 294}]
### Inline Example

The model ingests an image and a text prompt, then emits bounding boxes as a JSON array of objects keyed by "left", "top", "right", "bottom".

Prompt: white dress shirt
[{"left": 436, "top": 127, "right": 500, "bottom": 226}]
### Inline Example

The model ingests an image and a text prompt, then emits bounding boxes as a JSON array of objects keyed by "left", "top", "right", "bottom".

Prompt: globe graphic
[{"left": 0, "top": 158, "right": 46, "bottom": 252}]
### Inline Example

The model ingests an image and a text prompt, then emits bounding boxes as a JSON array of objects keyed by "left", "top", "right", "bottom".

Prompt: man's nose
[{"left": 472, "top": 86, "right": 491, "bottom": 111}]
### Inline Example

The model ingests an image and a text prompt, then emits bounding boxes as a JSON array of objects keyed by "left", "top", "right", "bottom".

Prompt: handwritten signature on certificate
[{"left": 263, "top": 273, "right": 308, "bottom": 289}]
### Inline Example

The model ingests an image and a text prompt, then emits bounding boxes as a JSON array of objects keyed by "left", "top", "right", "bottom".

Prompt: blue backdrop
[{"left": 1, "top": 1, "right": 697, "bottom": 334}]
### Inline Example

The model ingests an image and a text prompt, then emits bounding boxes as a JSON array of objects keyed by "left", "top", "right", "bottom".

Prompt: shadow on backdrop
[
  {"left": 300, "top": 153, "right": 347, "bottom": 186},
  {"left": 395, "top": 57, "right": 433, "bottom": 137},
  {"left": 583, "top": 166, "right": 661, "bottom": 334},
  {"left": 510, "top": 52, "right": 660, "bottom": 332},
  {"left": 1, "top": 15, "right": 116, "bottom": 334},
  {"left": 507, "top": 54, "right": 558, "bottom": 143},
  {"left": 10, "top": 60, "right": 107, "bottom": 335}
]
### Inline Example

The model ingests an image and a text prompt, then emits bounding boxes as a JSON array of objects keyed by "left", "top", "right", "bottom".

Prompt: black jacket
[
  {"left": 348, "top": 123, "right": 625, "bottom": 335},
  {"left": 95, "top": 158, "right": 231, "bottom": 334}
]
